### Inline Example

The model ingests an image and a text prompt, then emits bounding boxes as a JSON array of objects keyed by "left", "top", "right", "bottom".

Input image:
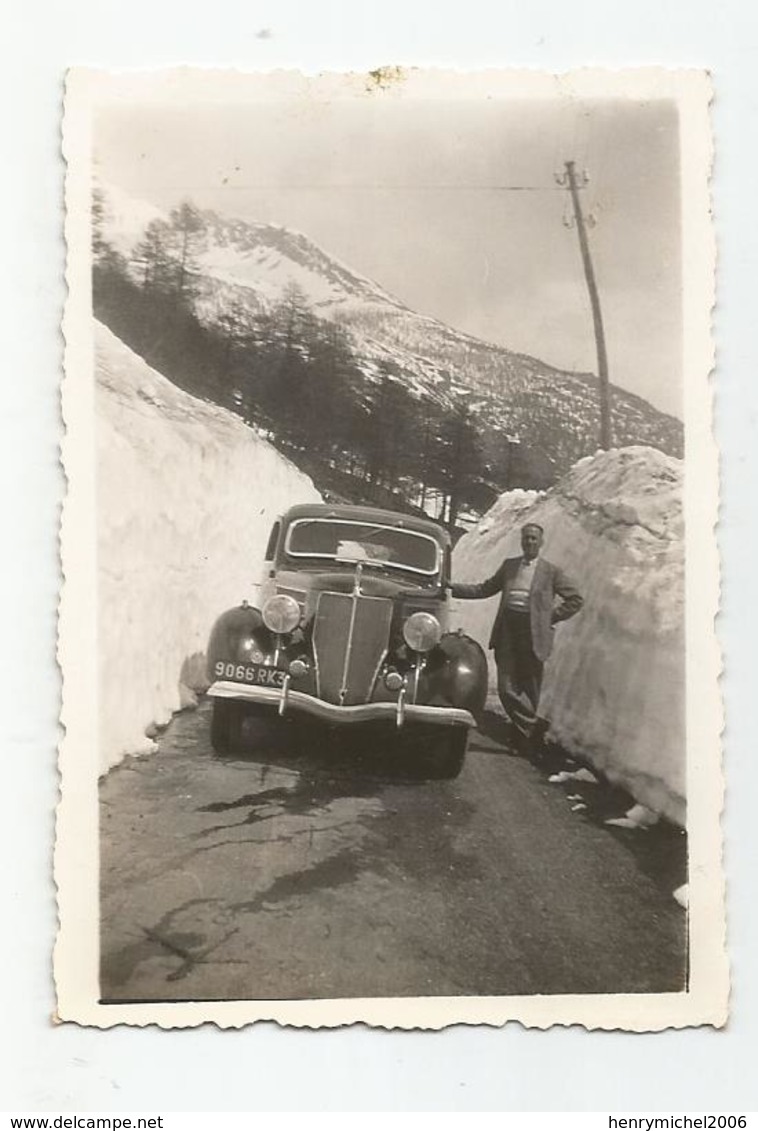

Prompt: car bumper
[{"left": 207, "top": 680, "right": 476, "bottom": 729}]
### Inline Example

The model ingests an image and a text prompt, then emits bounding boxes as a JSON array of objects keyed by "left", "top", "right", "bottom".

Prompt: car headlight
[
  {"left": 262, "top": 594, "right": 301, "bottom": 634},
  {"left": 403, "top": 611, "right": 442, "bottom": 653}
]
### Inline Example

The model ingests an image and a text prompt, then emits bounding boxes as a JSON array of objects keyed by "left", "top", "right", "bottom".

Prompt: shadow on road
[
  {"left": 206, "top": 700, "right": 687, "bottom": 898},
  {"left": 212, "top": 711, "right": 471, "bottom": 787},
  {"left": 468, "top": 709, "right": 520, "bottom": 755}
]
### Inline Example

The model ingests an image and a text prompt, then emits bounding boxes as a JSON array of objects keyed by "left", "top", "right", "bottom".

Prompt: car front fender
[
  {"left": 421, "top": 632, "right": 488, "bottom": 715},
  {"left": 206, "top": 604, "right": 271, "bottom": 680}
]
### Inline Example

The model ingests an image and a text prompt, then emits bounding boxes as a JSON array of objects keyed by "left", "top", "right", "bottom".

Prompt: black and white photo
[{"left": 57, "top": 67, "right": 724, "bottom": 1028}]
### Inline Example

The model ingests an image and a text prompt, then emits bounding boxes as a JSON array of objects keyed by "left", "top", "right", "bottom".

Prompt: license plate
[{"left": 213, "top": 660, "right": 286, "bottom": 688}]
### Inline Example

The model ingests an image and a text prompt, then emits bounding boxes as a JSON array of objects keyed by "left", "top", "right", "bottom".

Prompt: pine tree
[
  {"left": 427, "top": 397, "right": 483, "bottom": 530},
  {"left": 132, "top": 219, "right": 176, "bottom": 293},
  {"left": 167, "top": 201, "right": 207, "bottom": 302}
]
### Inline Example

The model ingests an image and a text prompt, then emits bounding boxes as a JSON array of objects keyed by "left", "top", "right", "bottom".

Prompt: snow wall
[
  {"left": 450, "top": 448, "right": 685, "bottom": 826},
  {"left": 95, "top": 322, "right": 321, "bottom": 772}
]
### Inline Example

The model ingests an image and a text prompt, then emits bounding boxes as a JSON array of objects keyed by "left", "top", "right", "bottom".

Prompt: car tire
[
  {"left": 414, "top": 726, "right": 468, "bottom": 780},
  {"left": 210, "top": 699, "right": 246, "bottom": 755}
]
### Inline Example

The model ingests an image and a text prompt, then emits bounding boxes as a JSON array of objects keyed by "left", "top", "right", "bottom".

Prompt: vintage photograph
[{"left": 57, "top": 68, "right": 725, "bottom": 1028}]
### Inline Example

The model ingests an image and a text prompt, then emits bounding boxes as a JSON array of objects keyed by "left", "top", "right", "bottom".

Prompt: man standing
[{"left": 452, "top": 523, "right": 583, "bottom": 751}]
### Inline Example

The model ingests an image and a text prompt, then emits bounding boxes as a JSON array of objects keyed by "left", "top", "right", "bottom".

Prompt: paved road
[{"left": 100, "top": 701, "right": 687, "bottom": 1002}]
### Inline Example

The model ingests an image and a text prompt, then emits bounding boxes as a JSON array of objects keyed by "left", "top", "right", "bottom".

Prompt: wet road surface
[{"left": 100, "top": 701, "right": 687, "bottom": 1002}]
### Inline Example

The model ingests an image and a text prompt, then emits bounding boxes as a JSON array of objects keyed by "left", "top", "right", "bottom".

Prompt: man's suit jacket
[{"left": 452, "top": 556, "right": 583, "bottom": 661}]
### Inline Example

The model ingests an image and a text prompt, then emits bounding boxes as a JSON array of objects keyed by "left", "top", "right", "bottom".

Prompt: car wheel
[
  {"left": 210, "top": 699, "right": 246, "bottom": 755},
  {"left": 413, "top": 726, "right": 468, "bottom": 780}
]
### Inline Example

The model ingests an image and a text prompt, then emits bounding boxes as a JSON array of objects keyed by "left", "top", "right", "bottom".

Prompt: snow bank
[
  {"left": 451, "top": 447, "right": 685, "bottom": 825},
  {"left": 95, "top": 322, "right": 321, "bottom": 772}
]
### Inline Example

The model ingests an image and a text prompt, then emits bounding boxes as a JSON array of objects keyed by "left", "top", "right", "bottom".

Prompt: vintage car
[{"left": 206, "top": 503, "right": 488, "bottom": 777}]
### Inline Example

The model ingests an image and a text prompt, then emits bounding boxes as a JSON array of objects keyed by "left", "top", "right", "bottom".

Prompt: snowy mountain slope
[
  {"left": 95, "top": 320, "right": 321, "bottom": 770},
  {"left": 333, "top": 302, "right": 680, "bottom": 471},
  {"left": 98, "top": 184, "right": 683, "bottom": 477},
  {"left": 199, "top": 211, "right": 407, "bottom": 312}
]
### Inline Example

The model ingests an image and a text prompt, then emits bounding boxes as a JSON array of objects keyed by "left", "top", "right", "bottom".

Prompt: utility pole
[{"left": 558, "top": 160, "right": 612, "bottom": 449}]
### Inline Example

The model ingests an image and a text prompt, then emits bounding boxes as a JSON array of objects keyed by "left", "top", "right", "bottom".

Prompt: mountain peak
[{"left": 96, "top": 182, "right": 683, "bottom": 482}]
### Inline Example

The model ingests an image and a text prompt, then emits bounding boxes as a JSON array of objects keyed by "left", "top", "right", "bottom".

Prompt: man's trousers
[{"left": 494, "top": 609, "right": 544, "bottom": 739}]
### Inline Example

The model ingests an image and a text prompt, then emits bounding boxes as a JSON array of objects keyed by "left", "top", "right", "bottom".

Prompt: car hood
[{"left": 275, "top": 568, "right": 439, "bottom": 601}]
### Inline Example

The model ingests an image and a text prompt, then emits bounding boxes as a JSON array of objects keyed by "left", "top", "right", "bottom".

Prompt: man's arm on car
[{"left": 451, "top": 561, "right": 505, "bottom": 600}]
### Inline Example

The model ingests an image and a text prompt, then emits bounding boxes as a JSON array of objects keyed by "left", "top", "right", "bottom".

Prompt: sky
[{"left": 95, "top": 86, "right": 682, "bottom": 417}]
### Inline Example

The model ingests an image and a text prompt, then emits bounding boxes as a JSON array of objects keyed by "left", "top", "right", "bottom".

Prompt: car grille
[{"left": 313, "top": 592, "right": 393, "bottom": 706}]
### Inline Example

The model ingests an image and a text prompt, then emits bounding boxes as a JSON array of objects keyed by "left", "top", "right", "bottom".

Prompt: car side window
[{"left": 264, "top": 521, "right": 281, "bottom": 563}]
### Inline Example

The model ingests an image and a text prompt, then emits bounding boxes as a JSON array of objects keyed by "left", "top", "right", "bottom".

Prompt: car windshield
[{"left": 286, "top": 519, "right": 440, "bottom": 577}]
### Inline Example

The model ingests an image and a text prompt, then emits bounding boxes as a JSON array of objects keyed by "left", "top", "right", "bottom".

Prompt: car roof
[{"left": 278, "top": 502, "right": 451, "bottom": 546}]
